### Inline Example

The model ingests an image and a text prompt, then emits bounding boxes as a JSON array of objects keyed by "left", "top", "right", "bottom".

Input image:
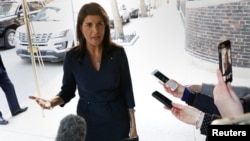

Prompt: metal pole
[{"left": 21, "top": 0, "right": 44, "bottom": 117}]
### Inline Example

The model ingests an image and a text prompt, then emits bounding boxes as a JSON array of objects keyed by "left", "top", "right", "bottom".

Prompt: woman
[{"left": 29, "top": 2, "right": 138, "bottom": 141}]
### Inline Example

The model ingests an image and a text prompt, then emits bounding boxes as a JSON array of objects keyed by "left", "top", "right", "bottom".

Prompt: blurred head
[
  {"left": 55, "top": 114, "right": 87, "bottom": 141},
  {"left": 76, "top": 2, "right": 111, "bottom": 49}
]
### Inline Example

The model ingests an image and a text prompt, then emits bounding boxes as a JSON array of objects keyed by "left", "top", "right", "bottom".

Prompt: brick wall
[{"left": 185, "top": 0, "right": 250, "bottom": 68}]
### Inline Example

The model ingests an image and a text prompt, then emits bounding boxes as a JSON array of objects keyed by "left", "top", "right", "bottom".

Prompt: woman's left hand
[{"left": 129, "top": 127, "right": 138, "bottom": 138}]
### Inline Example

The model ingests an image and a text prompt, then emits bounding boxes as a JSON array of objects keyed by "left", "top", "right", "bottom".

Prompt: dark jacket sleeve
[
  {"left": 57, "top": 52, "right": 76, "bottom": 106},
  {"left": 240, "top": 94, "right": 250, "bottom": 113},
  {"left": 119, "top": 48, "right": 135, "bottom": 108},
  {"left": 186, "top": 93, "right": 221, "bottom": 115}
]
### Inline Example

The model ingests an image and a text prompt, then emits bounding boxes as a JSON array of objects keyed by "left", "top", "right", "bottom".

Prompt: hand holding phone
[
  {"left": 151, "top": 69, "right": 178, "bottom": 91},
  {"left": 218, "top": 40, "right": 233, "bottom": 83},
  {"left": 152, "top": 91, "right": 172, "bottom": 109}
]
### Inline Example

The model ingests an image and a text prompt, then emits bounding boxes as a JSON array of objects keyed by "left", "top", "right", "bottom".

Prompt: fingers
[
  {"left": 29, "top": 96, "right": 43, "bottom": 104},
  {"left": 163, "top": 85, "right": 173, "bottom": 95},
  {"left": 171, "top": 102, "right": 183, "bottom": 109},
  {"left": 29, "top": 96, "right": 52, "bottom": 109},
  {"left": 216, "top": 69, "right": 224, "bottom": 84},
  {"left": 164, "top": 106, "right": 171, "bottom": 110},
  {"left": 28, "top": 96, "right": 37, "bottom": 100},
  {"left": 29, "top": 96, "right": 44, "bottom": 104},
  {"left": 164, "top": 102, "right": 181, "bottom": 115},
  {"left": 227, "top": 83, "right": 239, "bottom": 100}
]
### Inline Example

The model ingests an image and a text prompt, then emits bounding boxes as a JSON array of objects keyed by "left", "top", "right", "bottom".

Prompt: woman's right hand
[{"left": 29, "top": 96, "right": 53, "bottom": 110}]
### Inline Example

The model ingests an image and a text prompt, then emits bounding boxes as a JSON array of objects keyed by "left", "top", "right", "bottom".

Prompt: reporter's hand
[
  {"left": 213, "top": 69, "right": 244, "bottom": 118},
  {"left": 162, "top": 80, "right": 185, "bottom": 99},
  {"left": 29, "top": 96, "right": 52, "bottom": 110},
  {"left": 164, "top": 102, "right": 202, "bottom": 126}
]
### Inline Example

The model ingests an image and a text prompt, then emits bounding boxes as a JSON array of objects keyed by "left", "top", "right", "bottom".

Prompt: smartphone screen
[
  {"left": 152, "top": 69, "right": 178, "bottom": 91},
  {"left": 218, "top": 40, "right": 232, "bottom": 83}
]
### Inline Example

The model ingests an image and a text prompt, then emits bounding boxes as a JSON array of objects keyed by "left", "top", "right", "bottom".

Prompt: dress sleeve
[
  {"left": 57, "top": 53, "right": 76, "bottom": 106},
  {"left": 119, "top": 48, "right": 135, "bottom": 108}
]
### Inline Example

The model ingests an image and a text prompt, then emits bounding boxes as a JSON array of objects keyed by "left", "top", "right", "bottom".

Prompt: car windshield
[
  {"left": 0, "top": 2, "right": 19, "bottom": 18},
  {"left": 33, "top": 6, "right": 64, "bottom": 21}
]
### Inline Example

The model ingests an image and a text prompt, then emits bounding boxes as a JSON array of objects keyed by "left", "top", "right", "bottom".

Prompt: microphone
[{"left": 55, "top": 114, "right": 87, "bottom": 141}]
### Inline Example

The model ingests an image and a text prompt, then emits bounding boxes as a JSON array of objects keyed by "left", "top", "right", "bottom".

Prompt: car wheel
[
  {"left": 127, "top": 17, "right": 130, "bottom": 23},
  {"left": 4, "top": 29, "right": 16, "bottom": 49}
]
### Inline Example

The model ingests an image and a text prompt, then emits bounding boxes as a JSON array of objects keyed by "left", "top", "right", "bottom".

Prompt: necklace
[{"left": 88, "top": 49, "right": 102, "bottom": 70}]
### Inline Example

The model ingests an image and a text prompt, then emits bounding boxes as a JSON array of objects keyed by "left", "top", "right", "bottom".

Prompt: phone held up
[
  {"left": 218, "top": 40, "right": 233, "bottom": 83},
  {"left": 151, "top": 69, "right": 178, "bottom": 91}
]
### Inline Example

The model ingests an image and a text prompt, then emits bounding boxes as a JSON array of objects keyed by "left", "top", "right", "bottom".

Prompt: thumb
[
  {"left": 172, "top": 102, "right": 184, "bottom": 109},
  {"left": 29, "top": 96, "right": 37, "bottom": 100}
]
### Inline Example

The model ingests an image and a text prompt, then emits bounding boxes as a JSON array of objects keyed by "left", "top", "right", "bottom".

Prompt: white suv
[
  {"left": 15, "top": 0, "right": 75, "bottom": 62},
  {"left": 108, "top": 3, "right": 130, "bottom": 28}
]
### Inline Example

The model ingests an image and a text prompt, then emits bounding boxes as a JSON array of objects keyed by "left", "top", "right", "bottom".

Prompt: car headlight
[{"left": 51, "top": 29, "right": 69, "bottom": 38}]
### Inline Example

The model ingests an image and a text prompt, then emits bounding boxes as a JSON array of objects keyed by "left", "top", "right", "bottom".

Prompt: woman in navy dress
[{"left": 29, "top": 2, "right": 138, "bottom": 141}]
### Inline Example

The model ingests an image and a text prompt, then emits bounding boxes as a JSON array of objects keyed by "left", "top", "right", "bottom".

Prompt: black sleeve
[
  {"left": 186, "top": 93, "right": 220, "bottom": 115},
  {"left": 240, "top": 94, "right": 250, "bottom": 113}
]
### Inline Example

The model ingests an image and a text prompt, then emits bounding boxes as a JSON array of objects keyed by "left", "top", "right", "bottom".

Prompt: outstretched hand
[
  {"left": 29, "top": 96, "right": 52, "bottom": 110},
  {"left": 213, "top": 69, "right": 244, "bottom": 118}
]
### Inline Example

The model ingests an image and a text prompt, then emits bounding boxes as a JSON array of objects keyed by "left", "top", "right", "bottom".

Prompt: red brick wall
[{"left": 185, "top": 0, "right": 250, "bottom": 68}]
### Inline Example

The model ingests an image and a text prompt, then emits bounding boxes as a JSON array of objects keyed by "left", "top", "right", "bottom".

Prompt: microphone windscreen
[{"left": 55, "top": 114, "right": 87, "bottom": 141}]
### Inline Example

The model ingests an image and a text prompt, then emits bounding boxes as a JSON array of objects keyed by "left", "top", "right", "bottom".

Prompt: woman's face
[{"left": 81, "top": 15, "right": 105, "bottom": 48}]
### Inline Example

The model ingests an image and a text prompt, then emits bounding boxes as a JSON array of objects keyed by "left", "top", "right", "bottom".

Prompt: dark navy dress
[{"left": 58, "top": 46, "right": 136, "bottom": 141}]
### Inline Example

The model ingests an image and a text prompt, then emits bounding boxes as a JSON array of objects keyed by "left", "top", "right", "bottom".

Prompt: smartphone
[
  {"left": 151, "top": 69, "right": 178, "bottom": 91},
  {"left": 218, "top": 40, "right": 233, "bottom": 83},
  {"left": 152, "top": 91, "right": 172, "bottom": 108}
]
